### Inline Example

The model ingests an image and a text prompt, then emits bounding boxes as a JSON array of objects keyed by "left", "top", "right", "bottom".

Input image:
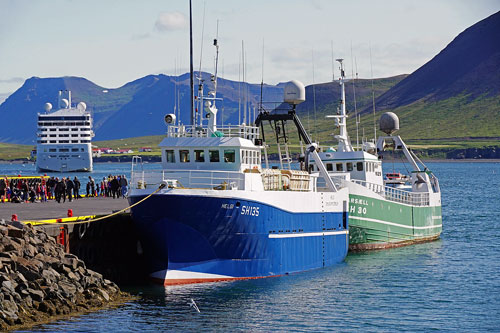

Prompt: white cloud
[{"left": 154, "top": 12, "right": 188, "bottom": 32}]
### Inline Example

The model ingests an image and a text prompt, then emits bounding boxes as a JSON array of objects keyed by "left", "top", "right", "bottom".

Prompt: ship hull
[
  {"left": 36, "top": 144, "right": 93, "bottom": 172},
  {"left": 128, "top": 189, "right": 349, "bottom": 285},
  {"left": 348, "top": 193, "right": 442, "bottom": 251}
]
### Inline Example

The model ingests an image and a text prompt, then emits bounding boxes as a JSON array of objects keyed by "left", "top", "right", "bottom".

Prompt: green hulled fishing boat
[{"left": 313, "top": 59, "right": 442, "bottom": 250}]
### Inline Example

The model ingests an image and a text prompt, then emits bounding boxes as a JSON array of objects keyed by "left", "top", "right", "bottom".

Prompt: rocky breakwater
[{"left": 0, "top": 220, "right": 130, "bottom": 330}]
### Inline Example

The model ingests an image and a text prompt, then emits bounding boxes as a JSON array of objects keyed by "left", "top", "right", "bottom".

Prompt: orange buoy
[
  {"left": 67, "top": 209, "right": 73, "bottom": 217},
  {"left": 11, "top": 214, "right": 18, "bottom": 221}
]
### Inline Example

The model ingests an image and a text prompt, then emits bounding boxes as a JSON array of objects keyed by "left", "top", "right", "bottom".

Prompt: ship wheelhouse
[{"left": 160, "top": 137, "right": 262, "bottom": 172}]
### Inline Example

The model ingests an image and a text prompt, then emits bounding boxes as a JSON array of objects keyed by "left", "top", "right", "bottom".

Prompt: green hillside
[
  {"left": 0, "top": 143, "right": 33, "bottom": 160},
  {"left": 94, "top": 135, "right": 164, "bottom": 152}
]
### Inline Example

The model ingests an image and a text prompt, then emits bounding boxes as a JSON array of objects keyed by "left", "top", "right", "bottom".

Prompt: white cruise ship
[{"left": 36, "top": 90, "right": 94, "bottom": 172}]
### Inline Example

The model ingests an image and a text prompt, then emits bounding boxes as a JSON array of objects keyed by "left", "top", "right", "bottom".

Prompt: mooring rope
[{"left": 27, "top": 183, "right": 166, "bottom": 226}]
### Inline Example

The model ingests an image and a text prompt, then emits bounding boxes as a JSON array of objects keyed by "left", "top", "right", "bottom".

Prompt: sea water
[{"left": 5, "top": 161, "right": 499, "bottom": 332}]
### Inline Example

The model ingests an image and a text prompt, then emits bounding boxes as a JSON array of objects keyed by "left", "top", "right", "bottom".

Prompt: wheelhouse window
[
  {"left": 357, "top": 162, "right": 363, "bottom": 171},
  {"left": 179, "top": 150, "right": 190, "bottom": 163},
  {"left": 194, "top": 150, "right": 205, "bottom": 162},
  {"left": 347, "top": 162, "right": 353, "bottom": 171},
  {"left": 166, "top": 150, "right": 175, "bottom": 163},
  {"left": 209, "top": 150, "right": 220, "bottom": 162},
  {"left": 224, "top": 149, "right": 235, "bottom": 163},
  {"left": 326, "top": 163, "right": 333, "bottom": 172},
  {"left": 336, "top": 163, "right": 343, "bottom": 172}
]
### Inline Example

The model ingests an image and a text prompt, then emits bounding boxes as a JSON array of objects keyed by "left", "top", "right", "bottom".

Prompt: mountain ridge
[{"left": 372, "top": 10, "right": 500, "bottom": 113}]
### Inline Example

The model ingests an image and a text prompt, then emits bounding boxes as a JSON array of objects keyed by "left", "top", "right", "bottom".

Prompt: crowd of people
[
  {"left": 0, "top": 174, "right": 128, "bottom": 204},
  {"left": 85, "top": 175, "right": 128, "bottom": 199}
]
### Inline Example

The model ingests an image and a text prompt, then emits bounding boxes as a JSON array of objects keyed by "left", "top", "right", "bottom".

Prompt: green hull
[{"left": 348, "top": 194, "right": 442, "bottom": 251}]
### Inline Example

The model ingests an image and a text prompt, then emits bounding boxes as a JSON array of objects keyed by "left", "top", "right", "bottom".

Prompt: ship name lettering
[
  {"left": 241, "top": 205, "right": 259, "bottom": 217},
  {"left": 349, "top": 205, "right": 367, "bottom": 215},
  {"left": 221, "top": 203, "right": 234, "bottom": 209},
  {"left": 350, "top": 198, "right": 368, "bottom": 206}
]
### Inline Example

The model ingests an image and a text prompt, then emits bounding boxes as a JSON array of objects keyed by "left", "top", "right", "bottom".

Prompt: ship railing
[
  {"left": 348, "top": 179, "right": 430, "bottom": 206},
  {"left": 131, "top": 169, "right": 245, "bottom": 190},
  {"left": 166, "top": 124, "right": 259, "bottom": 141}
]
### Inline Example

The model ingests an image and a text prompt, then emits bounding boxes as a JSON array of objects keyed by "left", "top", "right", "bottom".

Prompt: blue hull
[{"left": 129, "top": 193, "right": 348, "bottom": 284}]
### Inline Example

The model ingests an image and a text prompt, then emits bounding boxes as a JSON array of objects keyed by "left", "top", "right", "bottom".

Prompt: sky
[{"left": 0, "top": 0, "right": 498, "bottom": 103}]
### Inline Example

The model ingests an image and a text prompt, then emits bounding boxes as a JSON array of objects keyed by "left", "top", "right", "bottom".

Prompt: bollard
[
  {"left": 11, "top": 214, "right": 18, "bottom": 221},
  {"left": 67, "top": 209, "right": 73, "bottom": 217}
]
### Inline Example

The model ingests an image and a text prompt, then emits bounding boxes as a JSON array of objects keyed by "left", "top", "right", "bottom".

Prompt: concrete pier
[
  {"left": 0, "top": 197, "right": 147, "bottom": 285},
  {"left": 0, "top": 197, "right": 129, "bottom": 221}
]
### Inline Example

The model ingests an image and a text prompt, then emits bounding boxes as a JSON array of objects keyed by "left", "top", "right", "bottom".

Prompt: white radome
[
  {"left": 284, "top": 80, "right": 306, "bottom": 105},
  {"left": 44, "top": 103, "right": 52, "bottom": 112},
  {"left": 77, "top": 102, "right": 87, "bottom": 111}
]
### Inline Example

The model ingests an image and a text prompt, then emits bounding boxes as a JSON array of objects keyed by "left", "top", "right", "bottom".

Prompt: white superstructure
[{"left": 36, "top": 90, "right": 94, "bottom": 172}]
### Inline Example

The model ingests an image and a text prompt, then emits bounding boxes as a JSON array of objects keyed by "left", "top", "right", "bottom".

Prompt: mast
[
  {"left": 189, "top": 0, "right": 194, "bottom": 126},
  {"left": 350, "top": 43, "right": 359, "bottom": 149},
  {"left": 259, "top": 38, "right": 264, "bottom": 113},
  {"left": 312, "top": 48, "right": 317, "bottom": 142},
  {"left": 326, "top": 59, "right": 353, "bottom": 152},
  {"left": 369, "top": 42, "right": 377, "bottom": 143},
  {"left": 204, "top": 25, "right": 221, "bottom": 135}
]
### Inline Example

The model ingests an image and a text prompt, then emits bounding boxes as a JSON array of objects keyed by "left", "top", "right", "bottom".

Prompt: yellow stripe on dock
[{"left": 24, "top": 215, "right": 97, "bottom": 226}]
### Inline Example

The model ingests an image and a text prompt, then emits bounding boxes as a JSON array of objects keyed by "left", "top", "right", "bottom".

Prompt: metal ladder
[{"left": 275, "top": 123, "right": 292, "bottom": 170}]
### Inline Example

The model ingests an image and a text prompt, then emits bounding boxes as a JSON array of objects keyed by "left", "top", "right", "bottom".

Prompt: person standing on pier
[
  {"left": 21, "top": 180, "right": 29, "bottom": 203},
  {"left": 66, "top": 177, "right": 74, "bottom": 202},
  {"left": 41, "top": 182, "right": 47, "bottom": 202},
  {"left": 55, "top": 177, "right": 62, "bottom": 203},
  {"left": 119, "top": 175, "right": 128, "bottom": 198},
  {"left": 47, "top": 177, "right": 56, "bottom": 200},
  {"left": 110, "top": 176, "right": 119, "bottom": 199},
  {"left": 90, "top": 177, "right": 96, "bottom": 197},
  {"left": 0, "top": 177, "right": 6, "bottom": 203},
  {"left": 74, "top": 177, "right": 81, "bottom": 199}
]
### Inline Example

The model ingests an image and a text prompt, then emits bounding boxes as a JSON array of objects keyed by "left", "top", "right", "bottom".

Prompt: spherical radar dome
[
  {"left": 379, "top": 112, "right": 400, "bottom": 135},
  {"left": 77, "top": 102, "right": 87, "bottom": 111},
  {"left": 44, "top": 102, "right": 52, "bottom": 112}
]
